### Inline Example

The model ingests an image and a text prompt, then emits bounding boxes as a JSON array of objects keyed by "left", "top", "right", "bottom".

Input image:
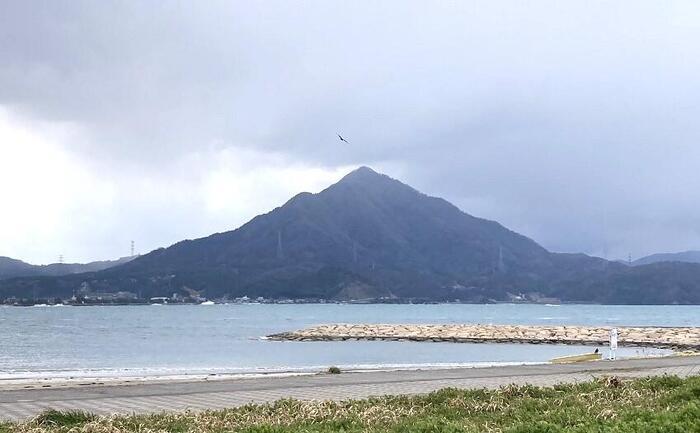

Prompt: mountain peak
[
  {"left": 337, "top": 166, "right": 408, "bottom": 187},
  {"left": 353, "top": 165, "right": 378, "bottom": 174},
  {"left": 330, "top": 166, "right": 414, "bottom": 197},
  {"left": 340, "top": 166, "right": 382, "bottom": 181}
]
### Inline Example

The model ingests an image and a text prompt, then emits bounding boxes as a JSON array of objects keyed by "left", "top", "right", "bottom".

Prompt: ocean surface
[{"left": 1, "top": 304, "right": 697, "bottom": 380}]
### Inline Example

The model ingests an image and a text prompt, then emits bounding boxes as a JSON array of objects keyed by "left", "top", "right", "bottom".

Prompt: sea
[{"left": 1, "top": 303, "right": 698, "bottom": 381}]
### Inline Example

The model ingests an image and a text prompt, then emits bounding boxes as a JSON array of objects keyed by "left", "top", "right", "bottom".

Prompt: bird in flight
[{"left": 337, "top": 133, "right": 349, "bottom": 143}]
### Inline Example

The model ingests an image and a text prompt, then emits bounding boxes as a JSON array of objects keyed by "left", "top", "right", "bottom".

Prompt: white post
[{"left": 609, "top": 328, "right": 618, "bottom": 360}]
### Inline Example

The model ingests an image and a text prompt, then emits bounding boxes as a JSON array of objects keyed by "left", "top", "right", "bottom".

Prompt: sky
[{"left": 1, "top": 1, "right": 700, "bottom": 264}]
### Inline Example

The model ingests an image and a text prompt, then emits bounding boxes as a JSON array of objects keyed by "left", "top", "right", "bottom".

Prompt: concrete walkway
[{"left": 1, "top": 356, "right": 699, "bottom": 422}]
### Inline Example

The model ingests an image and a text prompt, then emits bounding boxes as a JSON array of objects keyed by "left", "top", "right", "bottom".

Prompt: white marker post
[{"left": 609, "top": 328, "right": 618, "bottom": 360}]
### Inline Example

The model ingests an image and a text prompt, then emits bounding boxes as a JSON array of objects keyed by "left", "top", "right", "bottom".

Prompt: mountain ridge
[
  {"left": 633, "top": 250, "right": 700, "bottom": 266},
  {"left": 0, "top": 256, "right": 136, "bottom": 280}
]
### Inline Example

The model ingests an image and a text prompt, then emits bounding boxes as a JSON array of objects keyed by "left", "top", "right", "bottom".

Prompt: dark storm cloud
[{"left": 1, "top": 1, "right": 700, "bottom": 261}]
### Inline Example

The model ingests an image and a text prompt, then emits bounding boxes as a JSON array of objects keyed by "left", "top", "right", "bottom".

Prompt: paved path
[{"left": 1, "top": 356, "right": 699, "bottom": 422}]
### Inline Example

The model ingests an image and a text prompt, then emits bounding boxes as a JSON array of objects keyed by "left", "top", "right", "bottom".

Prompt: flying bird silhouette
[{"left": 337, "top": 134, "right": 349, "bottom": 143}]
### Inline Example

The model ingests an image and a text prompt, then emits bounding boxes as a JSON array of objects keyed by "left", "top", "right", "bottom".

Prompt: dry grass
[{"left": 3, "top": 375, "right": 699, "bottom": 433}]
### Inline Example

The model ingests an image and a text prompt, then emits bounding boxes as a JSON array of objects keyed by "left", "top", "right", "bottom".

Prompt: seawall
[{"left": 267, "top": 324, "right": 700, "bottom": 350}]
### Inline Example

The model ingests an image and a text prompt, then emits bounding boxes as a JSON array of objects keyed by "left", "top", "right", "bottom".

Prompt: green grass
[
  {"left": 5, "top": 375, "right": 700, "bottom": 432},
  {"left": 32, "top": 409, "right": 97, "bottom": 427}
]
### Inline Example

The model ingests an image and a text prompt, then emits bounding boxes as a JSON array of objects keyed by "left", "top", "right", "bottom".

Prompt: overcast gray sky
[{"left": 1, "top": 1, "right": 699, "bottom": 264}]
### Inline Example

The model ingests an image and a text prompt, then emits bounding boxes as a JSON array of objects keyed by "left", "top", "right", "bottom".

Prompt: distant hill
[
  {"left": 0, "top": 256, "right": 136, "bottom": 280},
  {"left": 2, "top": 167, "right": 700, "bottom": 304},
  {"left": 0, "top": 257, "right": 37, "bottom": 280},
  {"left": 632, "top": 251, "right": 700, "bottom": 266}
]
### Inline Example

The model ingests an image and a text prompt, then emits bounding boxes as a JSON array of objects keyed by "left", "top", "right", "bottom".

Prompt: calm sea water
[{"left": 1, "top": 304, "right": 697, "bottom": 380}]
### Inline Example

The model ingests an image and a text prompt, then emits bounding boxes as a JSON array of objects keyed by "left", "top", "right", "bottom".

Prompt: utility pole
[{"left": 498, "top": 246, "right": 506, "bottom": 273}]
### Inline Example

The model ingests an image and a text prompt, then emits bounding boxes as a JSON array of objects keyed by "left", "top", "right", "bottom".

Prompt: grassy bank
[{"left": 2, "top": 375, "right": 699, "bottom": 433}]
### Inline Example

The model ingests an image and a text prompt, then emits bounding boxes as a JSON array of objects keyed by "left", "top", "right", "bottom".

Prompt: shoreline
[
  {"left": 1, "top": 355, "right": 699, "bottom": 423},
  {"left": 0, "top": 371, "right": 316, "bottom": 391},
  {"left": 0, "top": 352, "right": 677, "bottom": 391},
  {"left": 0, "top": 361, "right": 552, "bottom": 391},
  {"left": 7, "top": 302, "right": 700, "bottom": 307}
]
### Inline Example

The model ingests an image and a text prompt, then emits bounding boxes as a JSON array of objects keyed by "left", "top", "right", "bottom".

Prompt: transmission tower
[
  {"left": 58, "top": 254, "right": 64, "bottom": 264},
  {"left": 131, "top": 240, "right": 135, "bottom": 257},
  {"left": 276, "top": 230, "right": 284, "bottom": 259}
]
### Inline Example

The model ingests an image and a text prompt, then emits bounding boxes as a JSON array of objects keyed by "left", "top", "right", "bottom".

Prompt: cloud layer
[{"left": 1, "top": 1, "right": 700, "bottom": 263}]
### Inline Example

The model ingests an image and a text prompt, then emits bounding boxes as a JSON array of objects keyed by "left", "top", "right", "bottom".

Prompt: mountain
[
  {"left": 633, "top": 251, "right": 700, "bottom": 266},
  {"left": 2, "top": 167, "right": 700, "bottom": 304},
  {"left": 0, "top": 257, "right": 37, "bottom": 280},
  {"left": 0, "top": 256, "right": 136, "bottom": 280}
]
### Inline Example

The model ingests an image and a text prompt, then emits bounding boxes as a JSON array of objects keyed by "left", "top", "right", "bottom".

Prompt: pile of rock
[{"left": 267, "top": 324, "right": 700, "bottom": 350}]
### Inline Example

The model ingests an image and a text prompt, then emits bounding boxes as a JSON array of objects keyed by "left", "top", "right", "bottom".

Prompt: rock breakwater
[{"left": 267, "top": 324, "right": 700, "bottom": 350}]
